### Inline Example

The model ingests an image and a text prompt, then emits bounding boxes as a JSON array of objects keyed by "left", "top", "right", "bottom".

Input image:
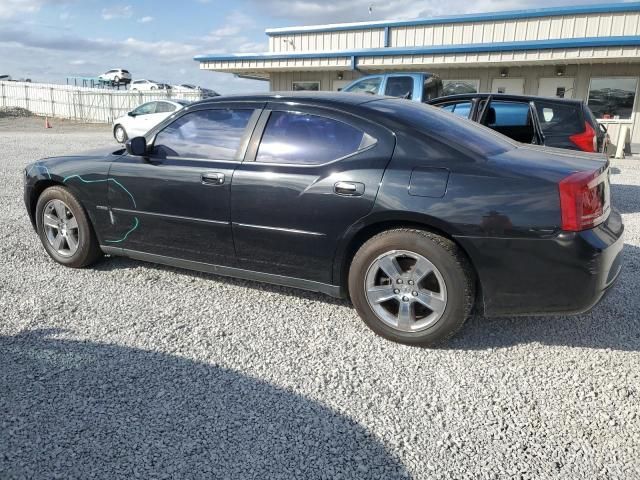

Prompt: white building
[{"left": 195, "top": 2, "right": 640, "bottom": 149}]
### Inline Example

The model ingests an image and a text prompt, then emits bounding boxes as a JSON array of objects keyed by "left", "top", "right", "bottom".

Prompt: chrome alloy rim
[
  {"left": 364, "top": 250, "right": 448, "bottom": 332},
  {"left": 42, "top": 199, "right": 79, "bottom": 257},
  {"left": 115, "top": 126, "right": 125, "bottom": 142}
]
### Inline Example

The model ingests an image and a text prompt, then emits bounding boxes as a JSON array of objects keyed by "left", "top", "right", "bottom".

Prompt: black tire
[
  {"left": 114, "top": 76, "right": 120, "bottom": 85},
  {"left": 348, "top": 229, "right": 475, "bottom": 346},
  {"left": 114, "top": 124, "right": 128, "bottom": 143},
  {"left": 35, "top": 186, "right": 102, "bottom": 268}
]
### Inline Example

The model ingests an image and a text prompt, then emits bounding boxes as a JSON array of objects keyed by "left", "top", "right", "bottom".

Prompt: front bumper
[{"left": 456, "top": 209, "right": 624, "bottom": 317}]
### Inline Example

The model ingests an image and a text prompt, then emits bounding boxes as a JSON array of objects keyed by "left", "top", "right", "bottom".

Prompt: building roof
[{"left": 264, "top": 2, "right": 640, "bottom": 35}]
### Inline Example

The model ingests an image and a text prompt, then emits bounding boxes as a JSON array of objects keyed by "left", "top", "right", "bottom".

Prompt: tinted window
[
  {"left": 587, "top": 77, "right": 638, "bottom": 120},
  {"left": 153, "top": 109, "right": 253, "bottom": 160},
  {"left": 385, "top": 76, "right": 414, "bottom": 98},
  {"left": 155, "top": 102, "right": 176, "bottom": 113},
  {"left": 423, "top": 75, "right": 443, "bottom": 101},
  {"left": 256, "top": 111, "right": 366, "bottom": 165},
  {"left": 343, "top": 77, "right": 382, "bottom": 94},
  {"left": 132, "top": 102, "right": 156, "bottom": 115},
  {"left": 442, "top": 80, "right": 478, "bottom": 95},
  {"left": 486, "top": 101, "right": 530, "bottom": 126},
  {"left": 439, "top": 101, "right": 472, "bottom": 118},
  {"left": 534, "top": 101, "right": 583, "bottom": 135},
  {"left": 370, "top": 99, "right": 515, "bottom": 157}
]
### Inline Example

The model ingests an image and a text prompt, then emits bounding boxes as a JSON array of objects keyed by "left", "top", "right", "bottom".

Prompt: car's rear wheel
[
  {"left": 349, "top": 229, "right": 475, "bottom": 346},
  {"left": 114, "top": 124, "right": 127, "bottom": 143},
  {"left": 35, "top": 186, "right": 102, "bottom": 268}
]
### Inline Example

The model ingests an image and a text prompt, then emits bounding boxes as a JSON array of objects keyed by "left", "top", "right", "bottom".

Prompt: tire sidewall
[
  {"left": 349, "top": 230, "right": 471, "bottom": 346},
  {"left": 35, "top": 186, "right": 99, "bottom": 268},
  {"left": 114, "top": 125, "right": 127, "bottom": 143}
]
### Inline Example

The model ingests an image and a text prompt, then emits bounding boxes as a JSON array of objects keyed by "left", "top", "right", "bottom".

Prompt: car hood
[{"left": 47, "top": 145, "right": 126, "bottom": 160}]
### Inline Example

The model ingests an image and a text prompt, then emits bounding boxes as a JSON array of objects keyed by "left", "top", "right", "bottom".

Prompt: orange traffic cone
[{"left": 45, "top": 117, "right": 52, "bottom": 129}]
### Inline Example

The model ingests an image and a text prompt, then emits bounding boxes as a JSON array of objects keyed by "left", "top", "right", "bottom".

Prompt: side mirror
[
  {"left": 126, "top": 137, "right": 147, "bottom": 156},
  {"left": 128, "top": 111, "right": 136, "bottom": 117}
]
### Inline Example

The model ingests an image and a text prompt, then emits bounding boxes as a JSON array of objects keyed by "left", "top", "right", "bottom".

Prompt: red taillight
[
  {"left": 569, "top": 121, "right": 597, "bottom": 152},
  {"left": 559, "top": 169, "right": 609, "bottom": 231}
]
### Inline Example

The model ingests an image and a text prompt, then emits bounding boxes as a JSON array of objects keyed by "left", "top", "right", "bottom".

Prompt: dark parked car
[
  {"left": 23, "top": 93, "right": 623, "bottom": 346},
  {"left": 428, "top": 93, "right": 609, "bottom": 153}
]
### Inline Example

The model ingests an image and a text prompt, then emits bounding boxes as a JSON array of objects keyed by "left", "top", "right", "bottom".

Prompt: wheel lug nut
[
  {"left": 393, "top": 289, "right": 400, "bottom": 294},
  {"left": 412, "top": 291, "right": 418, "bottom": 296},
  {"left": 397, "top": 279, "right": 403, "bottom": 284},
  {"left": 402, "top": 296, "right": 409, "bottom": 302},
  {"left": 408, "top": 280, "right": 414, "bottom": 285}
]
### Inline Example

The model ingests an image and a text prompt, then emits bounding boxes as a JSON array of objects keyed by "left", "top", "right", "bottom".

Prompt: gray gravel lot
[{"left": 1, "top": 117, "right": 639, "bottom": 479}]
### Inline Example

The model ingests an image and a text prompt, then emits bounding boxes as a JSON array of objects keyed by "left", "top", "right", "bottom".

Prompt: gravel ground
[{"left": 1, "top": 119, "right": 639, "bottom": 479}]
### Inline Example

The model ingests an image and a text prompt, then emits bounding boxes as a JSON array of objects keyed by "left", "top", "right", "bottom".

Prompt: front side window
[
  {"left": 292, "top": 81, "right": 320, "bottom": 91},
  {"left": 153, "top": 109, "right": 254, "bottom": 160},
  {"left": 385, "top": 76, "right": 414, "bottom": 99},
  {"left": 132, "top": 102, "right": 156, "bottom": 115},
  {"left": 588, "top": 77, "right": 638, "bottom": 120},
  {"left": 533, "top": 101, "right": 583, "bottom": 135},
  {"left": 155, "top": 102, "right": 176, "bottom": 113},
  {"left": 256, "top": 111, "right": 367, "bottom": 165},
  {"left": 343, "top": 77, "right": 382, "bottom": 95}
]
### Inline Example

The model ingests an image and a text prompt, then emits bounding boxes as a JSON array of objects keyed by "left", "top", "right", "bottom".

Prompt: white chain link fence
[{"left": 0, "top": 81, "right": 204, "bottom": 123}]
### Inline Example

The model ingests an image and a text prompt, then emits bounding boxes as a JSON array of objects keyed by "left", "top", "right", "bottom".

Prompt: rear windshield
[
  {"left": 533, "top": 100, "right": 583, "bottom": 135},
  {"left": 369, "top": 99, "right": 516, "bottom": 156}
]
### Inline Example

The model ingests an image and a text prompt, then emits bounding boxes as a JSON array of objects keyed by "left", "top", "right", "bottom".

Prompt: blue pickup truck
[{"left": 341, "top": 72, "right": 443, "bottom": 102}]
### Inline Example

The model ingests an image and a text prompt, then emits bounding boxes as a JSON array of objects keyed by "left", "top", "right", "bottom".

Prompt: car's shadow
[{"left": 0, "top": 329, "right": 410, "bottom": 479}]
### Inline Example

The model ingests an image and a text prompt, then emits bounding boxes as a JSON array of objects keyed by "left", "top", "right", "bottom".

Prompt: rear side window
[
  {"left": 256, "top": 111, "right": 367, "bottom": 165},
  {"left": 343, "top": 77, "right": 382, "bottom": 95},
  {"left": 533, "top": 100, "right": 583, "bottom": 135},
  {"left": 370, "top": 99, "right": 515, "bottom": 157},
  {"left": 153, "top": 109, "right": 253, "bottom": 160},
  {"left": 385, "top": 76, "right": 414, "bottom": 99},
  {"left": 439, "top": 101, "right": 472, "bottom": 118},
  {"left": 486, "top": 101, "right": 530, "bottom": 126}
]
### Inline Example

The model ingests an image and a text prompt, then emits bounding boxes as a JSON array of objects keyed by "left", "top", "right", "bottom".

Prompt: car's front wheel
[
  {"left": 349, "top": 229, "right": 475, "bottom": 346},
  {"left": 35, "top": 186, "right": 102, "bottom": 268},
  {"left": 114, "top": 124, "right": 127, "bottom": 143}
]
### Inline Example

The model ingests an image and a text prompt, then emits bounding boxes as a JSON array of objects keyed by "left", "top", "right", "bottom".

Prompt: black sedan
[
  {"left": 428, "top": 93, "right": 609, "bottom": 154},
  {"left": 23, "top": 93, "right": 623, "bottom": 346}
]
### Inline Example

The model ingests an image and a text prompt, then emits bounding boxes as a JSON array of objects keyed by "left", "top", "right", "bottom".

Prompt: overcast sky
[{"left": 0, "top": 0, "right": 611, "bottom": 94}]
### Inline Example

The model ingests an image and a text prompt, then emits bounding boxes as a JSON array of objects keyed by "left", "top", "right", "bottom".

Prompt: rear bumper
[{"left": 456, "top": 209, "right": 624, "bottom": 316}]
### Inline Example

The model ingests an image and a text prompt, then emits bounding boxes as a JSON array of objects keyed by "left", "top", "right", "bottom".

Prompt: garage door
[{"left": 491, "top": 78, "right": 524, "bottom": 95}]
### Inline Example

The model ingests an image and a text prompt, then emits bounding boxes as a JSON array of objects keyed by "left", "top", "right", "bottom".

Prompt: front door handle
[
  {"left": 202, "top": 172, "right": 225, "bottom": 186},
  {"left": 334, "top": 181, "right": 364, "bottom": 196}
]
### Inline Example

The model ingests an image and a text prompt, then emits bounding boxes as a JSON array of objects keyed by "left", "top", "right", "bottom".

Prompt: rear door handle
[
  {"left": 202, "top": 172, "right": 225, "bottom": 185},
  {"left": 334, "top": 181, "right": 364, "bottom": 196}
]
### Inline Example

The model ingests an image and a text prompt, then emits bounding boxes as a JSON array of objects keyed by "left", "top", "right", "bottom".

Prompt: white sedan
[
  {"left": 112, "top": 100, "right": 189, "bottom": 143},
  {"left": 129, "top": 79, "right": 170, "bottom": 91}
]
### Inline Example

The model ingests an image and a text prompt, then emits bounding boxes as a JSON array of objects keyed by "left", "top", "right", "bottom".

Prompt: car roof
[
  {"left": 190, "top": 91, "right": 386, "bottom": 108},
  {"left": 431, "top": 93, "right": 584, "bottom": 105}
]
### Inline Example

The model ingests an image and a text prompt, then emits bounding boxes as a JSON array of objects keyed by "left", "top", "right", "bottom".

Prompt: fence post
[
  {"left": 24, "top": 84, "right": 29, "bottom": 112},
  {"left": 1, "top": 83, "right": 5, "bottom": 108},
  {"left": 50, "top": 87, "right": 55, "bottom": 117}
]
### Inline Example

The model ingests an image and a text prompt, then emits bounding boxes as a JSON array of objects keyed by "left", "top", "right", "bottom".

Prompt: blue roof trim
[
  {"left": 263, "top": 2, "right": 640, "bottom": 35},
  {"left": 194, "top": 36, "right": 640, "bottom": 62}
]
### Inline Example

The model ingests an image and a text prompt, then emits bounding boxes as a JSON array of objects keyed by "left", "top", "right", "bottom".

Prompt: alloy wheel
[
  {"left": 364, "top": 250, "right": 448, "bottom": 332},
  {"left": 42, "top": 199, "right": 80, "bottom": 257},
  {"left": 115, "top": 126, "right": 125, "bottom": 143}
]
